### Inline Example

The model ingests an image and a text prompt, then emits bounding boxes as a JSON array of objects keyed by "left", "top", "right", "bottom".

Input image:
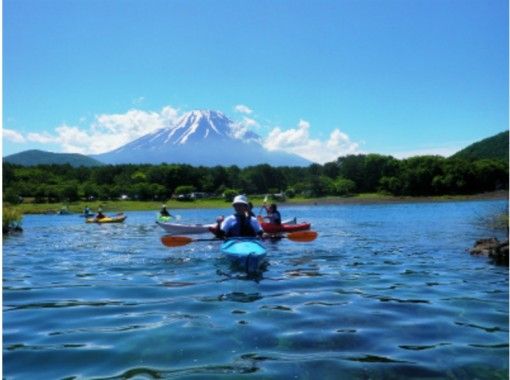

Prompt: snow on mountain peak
[
  {"left": 173, "top": 110, "right": 230, "bottom": 144},
  {"left": 94, "top": 109, "right": 311, "bottom": 166},
  {"left": 108, "top": 109, "right": 262, "bottom": 153},
  {"left": 150, "top": 109, "right": 260, "bottom": 145}
]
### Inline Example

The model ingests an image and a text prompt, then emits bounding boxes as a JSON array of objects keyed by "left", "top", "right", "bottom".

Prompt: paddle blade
[
  {"left": 161, "top": 235, "right": 193, "bottom": 247},
  {"left": 286, "top": 230, "right": 318, "bottom": 242}
]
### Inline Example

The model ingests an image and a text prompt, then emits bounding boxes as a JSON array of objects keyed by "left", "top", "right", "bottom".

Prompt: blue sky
[{"left": 3, "top": 0, "right": 508, "bottom": 163}]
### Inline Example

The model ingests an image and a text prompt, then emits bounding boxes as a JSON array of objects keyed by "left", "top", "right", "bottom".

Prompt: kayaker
[
  {"left": 96, "top": 208, "right": 106, "bottom": 220},
  {"left": 215, "top": 195, "right": 263, "bottom": 238},
  {"left": 159, "top": 205, "right": 173, "bottom": 218},
  {"left": 264, "top": 203, "right": 282, "bottom": 225},
  {"left": 83, "top": 206, "right": 91, "bottom": 215}
]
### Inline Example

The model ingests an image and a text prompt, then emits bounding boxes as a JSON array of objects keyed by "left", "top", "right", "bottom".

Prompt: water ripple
[{"left": 3, "top": 203, "right": 508, "bottom": 379}]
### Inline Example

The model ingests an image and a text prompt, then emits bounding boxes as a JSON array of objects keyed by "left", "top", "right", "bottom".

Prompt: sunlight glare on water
[{"left": 3, "top": 200, "right": 508, "bottom": 379}]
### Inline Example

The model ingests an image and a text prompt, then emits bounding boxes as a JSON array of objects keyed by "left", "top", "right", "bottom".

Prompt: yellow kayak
[{"left": 86, "top": 214, "right": 127, "bottom": 223}]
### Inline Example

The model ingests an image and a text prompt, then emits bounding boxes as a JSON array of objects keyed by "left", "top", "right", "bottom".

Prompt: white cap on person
[{"left": 232, "top": 195, "right": 249, "bottom": 205}]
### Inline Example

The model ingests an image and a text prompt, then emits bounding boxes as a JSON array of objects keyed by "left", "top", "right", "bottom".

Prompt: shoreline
[
  {"left": 6, "top": 191, "right": 508, "bottom": 215},
  {"left": 284, "top": 190, "right": 509, "bottom": 206}
]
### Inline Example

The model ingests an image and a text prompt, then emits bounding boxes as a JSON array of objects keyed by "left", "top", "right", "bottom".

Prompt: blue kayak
[{"left": 220, "top": 238, "right": 267, "bottom": 273}]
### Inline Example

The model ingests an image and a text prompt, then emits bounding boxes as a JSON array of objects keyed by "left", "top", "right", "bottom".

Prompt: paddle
[
  {"left": 258, "top": 195, "right": 269, "bottom": 218},
  {"left": 160, "top": 236, "right": 218, "bottom": 247},
  {"left": 161, "top": 230, "right": 318, "bottom": 247},
  {"left": 275, "top": 230, "right": 318, "bottom": 242}
]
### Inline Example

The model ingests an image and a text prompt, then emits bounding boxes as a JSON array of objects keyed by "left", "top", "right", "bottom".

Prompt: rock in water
[{"left": 470, "top": 238, "right": 509, "bottom": 266}]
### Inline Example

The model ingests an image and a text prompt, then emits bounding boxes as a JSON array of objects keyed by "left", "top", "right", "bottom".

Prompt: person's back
[
  {"left": 217, "top": 195, "right": 263, "bottom": 238},
  {"left": 222, "top": 213, "right": 258, "bottom": 237},
  {"left": 160, "top": 205, "right": 171, "bottom": 217}
]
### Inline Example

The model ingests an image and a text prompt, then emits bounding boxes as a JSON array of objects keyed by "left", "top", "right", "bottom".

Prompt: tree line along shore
[
  {"left": 3, "top": 154, "right": 508, "bottom": 207},
  {"left": 6, "top": 190, "right": 509, "bottom": 216}
]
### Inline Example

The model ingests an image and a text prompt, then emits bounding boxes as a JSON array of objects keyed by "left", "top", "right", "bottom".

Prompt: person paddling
[
  {"left": 215, "top": 195, "right": 263, "bottom": 239},
  {"left": 159, "top": 205, "right": 173, "bottom": 218},
  {"left": 263, "top": 203, "right": 282, "bottom": 225},
  {"left": 96, "top": 208, "right": 106, "bottom": 220}
]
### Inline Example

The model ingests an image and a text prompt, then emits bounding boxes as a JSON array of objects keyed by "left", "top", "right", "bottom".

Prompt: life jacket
[
  {"left": 267, "top": 210, "right": 282, "bottom": 225},
  {"left": 226, "top": 214, "right": 256, "bottom": 237}
]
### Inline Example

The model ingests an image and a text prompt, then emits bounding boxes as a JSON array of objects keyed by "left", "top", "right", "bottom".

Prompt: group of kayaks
[
  {"left": 157, "top": 215, "right": 313, "bottom": 273},
  {"left": 156, "top": 218, "right": 311, "bottom": 235},
  {"left": 82, "top": 210, "right": 314, "bottom": 273}
]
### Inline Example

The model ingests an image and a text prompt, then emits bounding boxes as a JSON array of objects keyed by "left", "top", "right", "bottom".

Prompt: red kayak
[
  {"left": 208, "top": 218, "right": 311, "bottom": 235},
  {"left": 260, "top": 221, "right": 311, "bottom": 234}
]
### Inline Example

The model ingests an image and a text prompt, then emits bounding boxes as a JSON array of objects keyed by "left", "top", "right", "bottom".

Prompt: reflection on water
[{"left": 3, "top": 200, "right": 508, "bottom": 379}]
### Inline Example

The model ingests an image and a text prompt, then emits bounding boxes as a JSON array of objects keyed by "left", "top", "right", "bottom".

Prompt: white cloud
[
  {"left": 54, "top": 124, "right": 95, "bottom": 154},
  {"left": 230, "top": 123, "right": 248, "bottom": 139},
  {"left": 132, "top": 96, "right": 145, "bottom": 105},
  {"left": 160, "top": 106, "right": 180, "bottom": 121},
  {"left": 27, "top": 132, "right": 56, "bottom": 144},
  {"left": 229, "top": 115, "right": 263, "bottom": 141},
  {"left": 234, "top": 104, "right": 253, "bottom": 114},
  {"left": 264, "top": 119, "right": 361, "bottom": 164},
  {"left": 242, "top": 117, "right": 258, "bottom": 128},
  {"left": 3, "top": 129, "right": 26, "bottom": 143},
  {"left": 22, "top": 106, "right": 182, "bottom": 154}
]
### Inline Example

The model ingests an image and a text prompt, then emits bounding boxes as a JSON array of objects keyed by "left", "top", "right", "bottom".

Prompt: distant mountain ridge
[
  {"left": 92, "top": 110, "right": 311, "bottom": 167},
  {"left": 3, "top": 149, "right": 103, "bottom": 167},
  {"left": 451, "top": 131, "right": 509, "bottom": 161}
]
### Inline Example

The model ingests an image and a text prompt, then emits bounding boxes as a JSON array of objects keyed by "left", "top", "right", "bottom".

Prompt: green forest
[{"left": 3, "top": 154, "right": 508, "bottom": 204}]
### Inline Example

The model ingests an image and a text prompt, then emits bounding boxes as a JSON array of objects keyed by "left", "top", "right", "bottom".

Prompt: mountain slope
[
  {"left": 451, "top": 131, "right": 509, "bottom": 160},
  {"left": 93, "top": 110, "right": 311, "bottom": 167},
  {"left": 3, "top": 149, "right": 104, "bottom": 167}
]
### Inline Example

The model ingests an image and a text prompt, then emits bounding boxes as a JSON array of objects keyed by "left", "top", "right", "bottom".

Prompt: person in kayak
[
  {"left": 215, "top": 195, "right": 263, "bottom": 238},
  {"left": 95, "top": 208, "right": 106, "bottom": 220},
  {"left": 159, "top": 205, "right": 173, "bottom": 218},
  {"left": 263, "top": 203, "right": 282, "bottom": 225}
]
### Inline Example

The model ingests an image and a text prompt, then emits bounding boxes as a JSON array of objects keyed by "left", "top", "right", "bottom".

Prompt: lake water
[{"left": 3, "top": 200, "right": 509, "bottom": 379}]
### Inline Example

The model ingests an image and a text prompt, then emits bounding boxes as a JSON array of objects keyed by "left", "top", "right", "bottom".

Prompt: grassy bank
[
  {"left": 7, "top": 191, "right": 508, "bottom": 215},
  {"left": 3, "top": 206, "right": 23, "bottom": 233}
]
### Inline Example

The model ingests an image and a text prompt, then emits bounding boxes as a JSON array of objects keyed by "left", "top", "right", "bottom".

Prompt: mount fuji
[{"left": 92, "top": 110, "right": 311, "bottom": 167}]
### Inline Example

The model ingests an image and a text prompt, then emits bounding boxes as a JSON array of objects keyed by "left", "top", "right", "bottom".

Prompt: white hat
[{"left": 232, "top": 195, "right": 249, "bottom": 205}]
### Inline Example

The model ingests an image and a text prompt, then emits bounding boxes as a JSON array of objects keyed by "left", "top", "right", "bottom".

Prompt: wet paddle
[
  {"left": 161, "top": 235, "right": 218, "bottom": 247},
  {"left": 161, "top": 230, "right": 318, "bottom": 247},
  {"left": 281, "top": 230, "right": 318, "bottom": 242}
]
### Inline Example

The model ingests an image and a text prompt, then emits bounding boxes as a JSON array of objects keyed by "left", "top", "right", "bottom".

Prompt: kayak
[
  {"left": 221, "top": 238, "right": 267, "bottom": 273},
  {"left": 260, "top": 221, "right": 311, "bottom": 234},
  {"left": 156, "top": 221, "right": 216, "bottom": 235},
  {"left": 79, "top": 213, "right": 95, "bottom": 218},
  {"left": 86, "top": 214, "right": 127, "bottom": 224},
  {"left": 282, "top": 217, "right": 297, "bottom": 225}
]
